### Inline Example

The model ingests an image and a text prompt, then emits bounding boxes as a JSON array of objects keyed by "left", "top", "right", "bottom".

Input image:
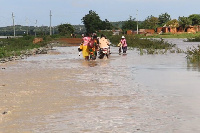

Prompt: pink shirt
[
  {"left": 120, "top": 39, "right": 127, "bottom": 47},
  {"left": 83, "top": 37, "right": 91, "bottom": 46}
]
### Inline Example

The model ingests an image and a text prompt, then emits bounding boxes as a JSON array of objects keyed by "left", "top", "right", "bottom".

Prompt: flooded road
[{"left": 0, "top": 38, "right": 200, "bottom": 133}]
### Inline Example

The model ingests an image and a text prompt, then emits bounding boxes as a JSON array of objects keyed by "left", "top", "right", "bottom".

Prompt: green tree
[
  {"left": 58, "top": 23, "right": 74, "bottom": 35},
  {"left": 178, "top": 16, "right": 192, "bottom": 31},
  {"left": 121, "top": 16, "right": 137, "bottom": 33},
  {"left": 158, "top": 12, "right": 171, "bottom": 26},
  {"left": 101, "top": 19, "right": 113, "bottom": 30},
  {"left": 188, "top": 14, "right": 200, "bottom": 26},
  {"left": 142, "top": 15, "right": 159, "bottom": 30},
  {"left": 166, "top": 19, "right": 179, "bottom": 28},
  {"left": 82, "top": 10, "right": 102, "bottom": 33}
]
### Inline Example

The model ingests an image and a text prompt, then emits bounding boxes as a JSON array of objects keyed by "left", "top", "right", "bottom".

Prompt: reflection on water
[
  {"left": 1, "top": 39, "right": 200, "bottom": 132},
  {"left": 187, "top": 62, "right": 200, "bottom": 72}
]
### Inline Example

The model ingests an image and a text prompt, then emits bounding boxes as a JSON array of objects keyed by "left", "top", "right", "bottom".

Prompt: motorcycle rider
[
  {"left": 99, "top": 34, "right": 110, "bottom": 58},
  {"left": 120, "top": 36, "right": 127, "bottom": 53},
  {"left": 99, "top": 34, "right": 110, "bottom": 49}
]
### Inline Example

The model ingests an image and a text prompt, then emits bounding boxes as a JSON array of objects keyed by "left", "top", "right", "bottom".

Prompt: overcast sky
[{"left": 0, "top": 0, "right": 199, "bottom": 27}]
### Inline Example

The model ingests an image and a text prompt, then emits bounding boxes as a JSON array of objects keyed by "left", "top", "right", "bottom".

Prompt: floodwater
[{"left": 0, "top": 38, "right": 200, "bottom": 133}]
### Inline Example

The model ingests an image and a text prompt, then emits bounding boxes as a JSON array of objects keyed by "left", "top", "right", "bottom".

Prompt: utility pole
[
  {"left": 12, "top": 12, "right": 15, "bottom": 37},
  {"left": 50, "top": 10, "right": 52, "bottom": 36},
  {"left": 136, "top": 10, "right": 138, "bottom": 34},
  {"left": 35, "top": 20, "right": 37, "bottom": 37},
  {"left": 52, "top": 26, "right": 54, "bottom": 35},
  {"left": 26, "top": 18, "right": 29, "bottom": 35}
]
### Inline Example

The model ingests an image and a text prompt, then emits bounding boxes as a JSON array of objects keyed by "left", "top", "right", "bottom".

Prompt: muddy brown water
[{"left": 0, "top": 38, "right": 200, "bottom": 133}]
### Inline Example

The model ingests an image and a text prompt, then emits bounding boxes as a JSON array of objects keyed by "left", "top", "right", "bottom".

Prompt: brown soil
[{"left": 57, "top": 38, "right": 82, "bottom": 46}]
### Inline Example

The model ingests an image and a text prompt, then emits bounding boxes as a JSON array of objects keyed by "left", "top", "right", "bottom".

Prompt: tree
[
  {"left": 188, "top": 14, "right": 200, "bottom": 26},
  {"left": 166, "top": 19, "right": 179, "bottom": 28},
  {"left": 142, "top": 15, "right": 159, "bottom": 30},
  {"left": 158, "top": 13, "right": 171, "bottom": 26},
  {"left": 82, "top": 10, "right": 102, "bottom": 33},
  {"left": 58, "top": 23, "right": 74, "bottom": 35},
  {"left": 178, "top": 16, "right": 192, "bottom": 31},
  {"left": 121, "top": 16, "right": 137, "bottom": 33},
  {"left": 101, "top": 19, "right": 113, "bottom": 30}
]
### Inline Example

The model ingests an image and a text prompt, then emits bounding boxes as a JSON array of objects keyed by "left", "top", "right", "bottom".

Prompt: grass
[
  {"left": 186, "top": 45, "right": 200, "bottom": 64},
  {"left": 186, "top": 36, "right": 200, "bottom": 42},
  {"left": 0, "top": 35, "right": 51, "bottom": 58},
  {"left": 110, "top": 35, "right": 176, "bottom": 54},
  {"left": 150, "top": 33, "right": 198, "bottom": 38}
]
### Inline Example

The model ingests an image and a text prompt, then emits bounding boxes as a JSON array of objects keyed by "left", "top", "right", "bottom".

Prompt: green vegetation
[
  {"left": 58, "top": 24, "right": 74, "bottom": 36},
  {"left": 187, "top": 37, "right": 200, "bottom": 42},
  {"left": 186, "top": 45, "right": 200, "bottom": 64},
  {"left": 109, "top": 35, "right": 175, "bottom": 54},
  {"left": 82, "top": 10, "right": 113, "bottom": 33},
  {"left": 121, "top": 16, "right": 137, "bottom": 33},
  {"left": 133, "top": 32, "right": 200, "bottom": 39},
  {"left": 186, "top": 33, "right": 200, "bottom": 42},
  {"left": 0, "top": 35, "right": 51, "bottom": 58}
]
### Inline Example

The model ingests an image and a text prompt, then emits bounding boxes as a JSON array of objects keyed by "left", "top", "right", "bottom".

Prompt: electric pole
[
  {"left": 26, "top": 18, "right": 29, "bottom": 35},
  {"left": 136, "top": 10, "right": 138, "bottom": 34},
  {"left": 12, "top": 12, "right": 15, "bottom": 37},
  {"left": 50, "top": 10, "right": 52, "bottom": 35},
  {"left": 35, "top": 20, "right": 37, "bottom": 37}
]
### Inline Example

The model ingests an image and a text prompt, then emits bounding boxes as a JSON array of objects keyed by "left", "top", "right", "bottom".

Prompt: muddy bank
[{"left": 1, "top": 39, "right": 200, "bottom": 132}]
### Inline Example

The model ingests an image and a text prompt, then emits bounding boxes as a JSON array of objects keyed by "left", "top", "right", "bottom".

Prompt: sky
[{"left": 0, "top": 0, "right": 200, "bottom": 27}]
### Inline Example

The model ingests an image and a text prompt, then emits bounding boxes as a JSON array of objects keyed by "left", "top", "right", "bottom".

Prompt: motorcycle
[{"left": 99, "top": 47, "right": 110, "bottom": 59}]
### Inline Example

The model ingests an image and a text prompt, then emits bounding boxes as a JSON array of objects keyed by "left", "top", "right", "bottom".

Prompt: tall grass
[
  {"left": 110, "top": 35, "right": 175, "bottom": 49},
  {"left": 186, "top": 45, "right": 200, "bottom": 64},
  {"left": 186, "top": 36, "right": 200, "bottom": 42},
  {"left": 0, "top": 36, "right": 44, "bottom": 58}
]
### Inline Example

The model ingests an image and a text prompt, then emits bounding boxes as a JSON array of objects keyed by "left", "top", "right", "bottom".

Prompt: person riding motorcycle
[
  {"left": 120, "top": 36, "right": 127, "bottom": 53},
  {"left": 99, "top": 34, "right": 110, "bottom": 49},
  {"left": 99, "top": 34, "right": 110, "bottom": 58}
]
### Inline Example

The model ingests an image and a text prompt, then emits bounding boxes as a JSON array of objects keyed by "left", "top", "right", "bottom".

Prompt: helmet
[{"left": 122, "top": 36, "right": 125, "bottom": 39}]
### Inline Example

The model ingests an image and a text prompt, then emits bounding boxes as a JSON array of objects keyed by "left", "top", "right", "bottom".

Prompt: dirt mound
[{"left": 58, "top": 38, "right": 82, "bottom": 46}]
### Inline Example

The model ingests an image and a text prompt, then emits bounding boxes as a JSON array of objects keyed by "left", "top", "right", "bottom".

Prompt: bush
[
  {"left": 186, "top": 45, "right": 200, "bottom": 63},
  {"left": 0, "top": 36, "right": 41, "bottom": 58},
  {"left": 186, "top": 36, "right": 200, "bottom": 42},
  {"left": 110, "top": 35, "right": 175, "bottom": 49}
]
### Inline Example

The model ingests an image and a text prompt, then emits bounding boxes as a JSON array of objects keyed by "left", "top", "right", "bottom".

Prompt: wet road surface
[{"left": 0, "top": 39, "right": 200, "bottom": 133}]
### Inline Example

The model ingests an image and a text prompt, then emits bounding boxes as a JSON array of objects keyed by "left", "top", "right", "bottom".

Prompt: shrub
[
  {"left": 110, "top": 35, "right": 175, "bottom": 49},
  {"left": 0, "top": 36, "right": 41, "bottom": 58},
  {"left": 186, "top": 45, "right": 200, "bottom": 63}
]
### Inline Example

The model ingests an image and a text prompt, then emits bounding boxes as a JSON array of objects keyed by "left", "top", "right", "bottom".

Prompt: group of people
[
  {"left": 78, "top": 34, "right": 127, "bottom": 60},
  {"left": 79, "top": 33, "right": 110, "bottom": 60}
]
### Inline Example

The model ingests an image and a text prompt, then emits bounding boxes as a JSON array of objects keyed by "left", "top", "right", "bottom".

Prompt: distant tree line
[{"left": 1, "top": 10, "right": 200, "bottom": 36}]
